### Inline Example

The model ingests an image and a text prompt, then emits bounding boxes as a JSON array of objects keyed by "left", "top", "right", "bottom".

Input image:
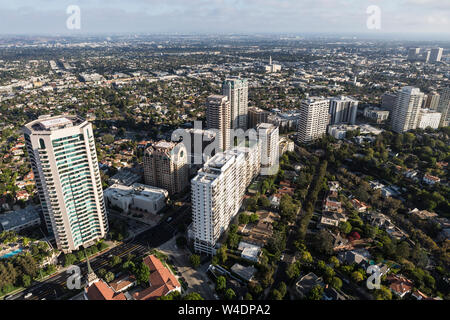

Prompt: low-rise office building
[{"left": 104, "top": 183, "right": 168, "bottom": 214}]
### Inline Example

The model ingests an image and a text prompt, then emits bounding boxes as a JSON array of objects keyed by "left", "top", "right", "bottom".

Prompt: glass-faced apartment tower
[{"left": 23, "top": 115, "right": 108, "bottom": 253}]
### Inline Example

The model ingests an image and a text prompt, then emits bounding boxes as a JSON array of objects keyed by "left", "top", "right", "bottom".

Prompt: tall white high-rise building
[
  {"left": 430, "top": 48, "right": 443, "bottom": 63},
  {"left": 190, "top": 142, "right": 260, "bottom": 255},
  {"left": 437, "top": 87, "right": 450, "bottom": 127},
  {"left": 257, "top": 123, "right": 279, "bottom": 176},
  {"left": 206, "top": 95, "right": 231, "bottom": 151},
  {"left": 391, "top": 86, "right": 424, "bottom": 133},
  {"left": 329, "top": 96, "right": 359, "bottom": 125},
  {"left": 297, "top": 97, "right": 330, "bottom": 143},
  {"left": 222, "top": 78, "right": 249, "bottom": 130},
  {"left": 23, "top": 115, "right": 108, "bottom": 253}
]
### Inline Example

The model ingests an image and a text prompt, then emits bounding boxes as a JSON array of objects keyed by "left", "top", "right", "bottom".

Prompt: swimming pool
[{"left": 0, "top": 248, "right": 23, "bottom": 259}]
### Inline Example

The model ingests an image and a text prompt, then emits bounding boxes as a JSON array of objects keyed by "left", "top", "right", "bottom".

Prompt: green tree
[
  {"left": 312, "top": 230, "right": 334, "bottom": 255},
  {"left": 339, "top": 221, "right": 352, "bottom": 234},
  {"left": 22, "top": 274, "right": 32, "bottom": 287},
  {"left": 109, "top": 255, "right": 122, "bottom": 267},
  {"left": 104, "top": 271, "right": 115, "bottom": 283},
  {"left": 217, "top": 245, "right": 228, "bottom": 264},
  {"left": 351, "top": 271, "right": 364, "bottom": 283},
  {"left": 189, "top": 254, "right": 201, "bottom": 268},
  {"left": 225, "top": 288, "right": 236, "bottom": 300},
  {"left": 248, "top": 282, "right": 263, "bottom": 297},
  {"left": 97, "top": 268, "right": 107, "bottom": 279},
  {"left": 329, "top": 256, "right": 340, "bottom": 268},
  {"left": 286, "top": 262, "right": 301, "bottom": 280},
  {"left": 216, "top": 276, "right": 226, "bottom": 292},
  {"left": 184, "top": 292, "right": 204, "bottom": 300},
  {"left": 271, "top": 289, "right": 283, "bottom": 300},
  {"left": 330, "top": 277, "right": 342, "bottom": 290},
  {"left": 64, "top": 253, "right": 77, "bottom": 267},
  {"left": 308, "top": 285, "right": 324, "bottom": 300},
  {"left": 134, "top": 262, "right": 150, "bottom": 286},
  {"left": 373, "top": 286, "right": 392, "bottom": 300}
]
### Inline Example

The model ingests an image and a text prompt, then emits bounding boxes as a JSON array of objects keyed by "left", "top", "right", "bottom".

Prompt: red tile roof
[
  {"left": 86, "top": 280, "right": 127, "bottom": 300},
  {"left": 133, "top": 255, "right": 181, "bottom": 300}
]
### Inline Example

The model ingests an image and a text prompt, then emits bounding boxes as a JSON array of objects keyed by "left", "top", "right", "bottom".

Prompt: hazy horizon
[{"left": 0, "top": 0, "right": 449, "bottom": 40}]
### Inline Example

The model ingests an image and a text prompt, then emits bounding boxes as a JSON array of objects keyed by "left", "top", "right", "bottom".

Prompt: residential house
[
  {"left": 387, "top": 274, "right": 413, "bottom": 298},
  {"left": 423, "top": 174, "right": 440, "bottom": 185},
  {"left": 351, "top": 199, "right": 369, "bottom": 213},
  {"left": 408, "top": 208, "right": 438, "bottom": 220}
]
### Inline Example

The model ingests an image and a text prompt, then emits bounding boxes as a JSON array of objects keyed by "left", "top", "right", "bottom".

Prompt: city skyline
[{"left": 0, "top": 0, "right": 450, "bottom": 38}]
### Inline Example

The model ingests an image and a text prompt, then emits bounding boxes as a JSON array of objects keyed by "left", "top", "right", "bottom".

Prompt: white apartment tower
[
  {"left": 329, "top": 96, "right": 358, "bottom": 125},
  {"left": 23, "top": 115, "right": 108, "bottom": 253},
  {"left": 391, "top": 86, "right": 424, "bottom": 133},
  {"left": 297, "top": 97, "right": 330, "bottom": 143},
  {"left": 257, "top": 123, "right": 279, "bottom": 176},
  {"left": 206, "top": 95, "right": 231, "bottom": 151},
  {"left": 222, "top": 78, "right": 249, "bottom": 130},
  {"left": 191, "top": 143, "right": 260, "bottom": 255}
]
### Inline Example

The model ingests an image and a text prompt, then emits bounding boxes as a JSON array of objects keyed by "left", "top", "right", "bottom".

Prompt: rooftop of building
[
  {"left": 207, "top": 94, "right": 227, "bottom": 101},
  {"left": 85, "top": 279, "right": 127, "bottom": 300},
  {"left": 330, "top": 95, "right": 358, "bottom": 102},
  {"left": 0, "top": 206, "right": 41, "bottom": 232},
  {"left": 256, "top": 122, "right": 276, "bottom": 130},
  {"left": 104, "top": 183, "right": 169, "bottom": 201},
  {"left": 133, "top": 255, "right": 180, "bottom": 300},
  {"left": 25, "top": 115, "right": 85, "bottom": 133}
]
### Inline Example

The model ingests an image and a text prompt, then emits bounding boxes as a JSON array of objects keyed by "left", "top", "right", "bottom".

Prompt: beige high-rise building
[
  {"left": 297, "top": 97, "right": 330, "bottom": 143},
  {"left": 424, "top": 92, "right": 440, "bottom": 110},
  {"left": 206, "top": 95, "right": 231, "bottom": 151},
  {"left": 222, "top": 78, "right": 248, "bottom": 130},
  {"left": 248, "top": 107, "right": 270, "bottom": 129},
  {"left": 23, "top": 115, "right": 108, "bottom": 253},
  {"left": 391, "top": 86, "right": 424, "bottom": 133},
  {"left": 143, "top": 141, "right": 189, "bottom": 195}
]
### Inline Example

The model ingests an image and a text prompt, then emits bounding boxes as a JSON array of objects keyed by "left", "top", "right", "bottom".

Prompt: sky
[{"left": 0, "top": 0, "right": 449, "bottom": 37}]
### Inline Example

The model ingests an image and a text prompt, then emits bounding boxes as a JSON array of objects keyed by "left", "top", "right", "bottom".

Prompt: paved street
[{"left": 6, "top": 203, "right": 192, "bottom": 300}]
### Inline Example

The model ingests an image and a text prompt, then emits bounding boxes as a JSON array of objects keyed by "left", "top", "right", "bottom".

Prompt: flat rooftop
[
  {"left": 25, "top": 115, "right": 85, "bottom": 132},
  {"left": 0, "top": 206, "right": 41, "bottom": 232},
  {"left": 104, "top": 183, "right": 168, "bottom": 201},
  {"left": 154, "top": 140, "right": 175, "bottom": 150}
]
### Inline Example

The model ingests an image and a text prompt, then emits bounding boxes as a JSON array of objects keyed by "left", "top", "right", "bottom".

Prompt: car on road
[
  {"left": 24, "top": 293, "right": 33, "bottom": 299},
  {"left": 167, "top": 217, "right": 173, "bottom": 222}
]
